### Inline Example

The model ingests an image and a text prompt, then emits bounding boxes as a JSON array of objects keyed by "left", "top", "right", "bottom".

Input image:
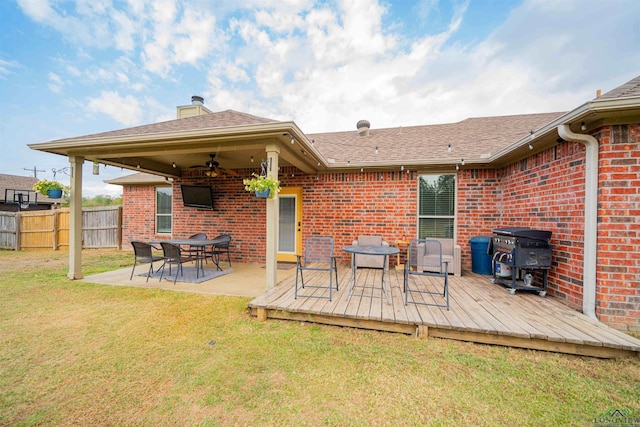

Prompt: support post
[
  {"left": 68, "top": 156, "right": 84, "bottom": 279},
  {"left": 265, "top": 144, "right": 280, "bottom": 289}
]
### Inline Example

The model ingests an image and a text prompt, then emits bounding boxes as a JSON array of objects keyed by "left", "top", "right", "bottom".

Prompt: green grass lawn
[{"left": 1, "top": 249, "right": 638, "bottom": 426}]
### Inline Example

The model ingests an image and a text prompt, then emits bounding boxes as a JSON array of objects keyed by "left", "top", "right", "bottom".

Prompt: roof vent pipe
[
  {"left": 357, "top": 119, "right": 370, "bottom": 137},
  {"left": 557, "top": 124, "right": 599, "bottom": 321},
  {"left": 191, "top": 95, "right": 204, "bottom": 106}
]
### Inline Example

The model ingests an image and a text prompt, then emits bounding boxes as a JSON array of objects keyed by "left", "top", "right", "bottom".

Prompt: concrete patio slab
[{"left": 82, "top": 262, "right": 297, "bottom": 297}]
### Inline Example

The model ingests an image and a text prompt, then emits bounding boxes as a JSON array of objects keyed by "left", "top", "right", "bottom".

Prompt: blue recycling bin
[{"left": 470, "top": 236, "right": 493, "bottom": 275}]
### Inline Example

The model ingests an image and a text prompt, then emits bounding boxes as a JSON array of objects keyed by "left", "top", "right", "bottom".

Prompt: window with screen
[
  {"left": 156, "top": 187, "right": 172, "bottom": 233},
  {"left": 418, "top": 174, "right": 456, "bottom": 239}
]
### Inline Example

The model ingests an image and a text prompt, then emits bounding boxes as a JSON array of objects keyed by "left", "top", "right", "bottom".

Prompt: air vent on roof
[
  {"left": 191, "top": 95, "right": 204, "bottom": 105},
  {"left": 357, "top": 119, "right": 370, "bottom": 136}
]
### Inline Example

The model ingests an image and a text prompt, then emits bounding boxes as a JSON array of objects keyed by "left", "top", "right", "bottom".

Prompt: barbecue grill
[{"left": 491, "top": 227, "right": 552, "bottom": 296}]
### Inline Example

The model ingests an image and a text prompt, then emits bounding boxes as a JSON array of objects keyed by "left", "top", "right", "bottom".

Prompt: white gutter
[{"left": 557, "top": 124, "right": 599, "bottom": 320}]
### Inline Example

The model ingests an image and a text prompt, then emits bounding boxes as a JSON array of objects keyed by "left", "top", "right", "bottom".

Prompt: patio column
[
  {"left": 68, "top": 155, "right": 84, "bottom": 279},
  {"left": 265, "top": 144, "right": 280, "bottom": 289}
]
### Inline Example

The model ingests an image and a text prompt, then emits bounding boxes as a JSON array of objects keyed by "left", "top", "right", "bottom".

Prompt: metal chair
[
  {"left": 158, "top": 242, "right": 195, "bottom": 285},
  {"left": 130, "top": 241, "right": 163, "bottom": 282},
  {"left": 295, "top": 237, "right": 339, "bottom": 301},
  {"left": 211, "top": 234, "right": 232, "bottom": 269},
  {"left": 184, "top": 233, "right": 208, "bottom": 262},
  {"left": 403, "top": 239, "right": 449, "bottom": 310}
]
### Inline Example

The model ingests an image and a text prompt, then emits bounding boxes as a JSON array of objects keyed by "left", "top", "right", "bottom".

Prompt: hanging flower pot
[
  {"left": 243, "top": 173, "right": 281, "bottom": 199},
  {"left": 255, "top": 189, "right": 270, "bottom": 198},
  {"left": 32, "top": 179, "right": 69, "bottom": 199}
]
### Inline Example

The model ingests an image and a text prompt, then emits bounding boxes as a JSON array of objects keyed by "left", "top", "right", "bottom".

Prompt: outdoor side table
[{"left": 342, "top": 245, "right": 399, "bottom": 304}]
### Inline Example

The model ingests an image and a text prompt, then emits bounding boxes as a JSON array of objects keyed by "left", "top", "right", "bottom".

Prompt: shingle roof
[
  {"left": 51, "top": 109, "right": 278, "bottom": 143},
  {"left": 105, "top": 172, "right": 170, "bottom": 185},
  {"left": 599, "top": 75, "right": 640, "bottom": 100},
  {"left": 309, "top": 112, "right": 565, "bottom": 163}
]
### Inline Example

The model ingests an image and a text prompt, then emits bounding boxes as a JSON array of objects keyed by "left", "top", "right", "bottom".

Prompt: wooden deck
[{"left": 248, "top": 264, "right": 640, "bottom": 359}]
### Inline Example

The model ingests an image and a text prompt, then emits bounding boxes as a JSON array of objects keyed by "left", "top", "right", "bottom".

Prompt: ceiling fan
[{"left": 189, "top": 154, "right": 238, "bottom": 177}]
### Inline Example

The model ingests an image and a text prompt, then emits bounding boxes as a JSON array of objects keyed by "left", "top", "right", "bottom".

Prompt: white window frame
[
  {"left": 417, "top": 173, "right": 457, "bottom": 241},
  {"left": 156, "top": 186, "right": 172, "bottom": 234}
]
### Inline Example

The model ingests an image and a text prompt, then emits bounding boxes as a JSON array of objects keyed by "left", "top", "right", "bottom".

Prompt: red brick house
[{"left": 30, "top": 76, "right": 640, "bottom": 332}]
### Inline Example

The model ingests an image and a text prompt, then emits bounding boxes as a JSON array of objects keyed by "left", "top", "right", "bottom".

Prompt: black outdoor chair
[
  {"left": 130, "top": 241, "right": 163, "bottom": 282},
  {"left": 211, "top": 234, "right": 232, "bottom": 269},
  {"left": 295, "top": 236, "right": 339, "bottom": 301},
  {"left": 158, "top": 242, "right": 195, "bottom": 285},
  {"left": 184, "top": 233, "right": 208, "bottom": 262},
  {"left": 403, "top": 239, "right": 449, "bottom": 310}
]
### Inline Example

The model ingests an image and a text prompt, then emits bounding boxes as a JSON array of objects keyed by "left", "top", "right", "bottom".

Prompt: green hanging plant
[
  {"left": 243, "top": 173, "right": 281, "bottom": 199},
  {"left": 32, "top": 179, "right": 69, "bottom": 198}
]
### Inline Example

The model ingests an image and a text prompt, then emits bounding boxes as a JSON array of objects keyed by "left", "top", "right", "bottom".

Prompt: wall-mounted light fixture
[{"left": 581, "top": 122, "right": 587, "bottom": 131}]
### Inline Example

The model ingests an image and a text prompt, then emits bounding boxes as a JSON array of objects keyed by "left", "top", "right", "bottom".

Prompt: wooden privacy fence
[{"left": 0, "top": 206, "right": 122, "bottom": 251}]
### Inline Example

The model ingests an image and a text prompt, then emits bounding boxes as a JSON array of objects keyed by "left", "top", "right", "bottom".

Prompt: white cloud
[
  {"left": 87, "top": 91, "right": 143, "bottom": 126},
  {"left": 11, "top": 0, "right": 640, "bottom": 138},
  {"left": 47, "top": 72, "right": 63, "bottom": 93},
  {"left": 0, "top": 58, "right": 21, "bottom": 78}
]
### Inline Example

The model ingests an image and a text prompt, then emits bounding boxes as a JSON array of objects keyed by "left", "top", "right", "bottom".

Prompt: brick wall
[
  {"left": 594, "top": 124, "right": 639, "bottom": 331},
  {"left": 496, "top": 142, "right": 589, "bottom": 308},
  {"left": 282, "top": 170, "right": 417, "bottom": 263},
  {"left": 122, "top": 185, "right": 165, "bottom": 244}
]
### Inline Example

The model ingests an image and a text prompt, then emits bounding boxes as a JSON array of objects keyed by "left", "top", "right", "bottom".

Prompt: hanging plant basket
[
  {"left": 255, "top": 189, "right": 271, "bottom": 198},
  {"left": 243, "top": 173, "right": 281, "bottom": 199},
  {"left": 48, "top": 189, "right": 63, "bottom": 198},
  {"left": 32, "top": 179, "right": 69, "bottom": 199}
]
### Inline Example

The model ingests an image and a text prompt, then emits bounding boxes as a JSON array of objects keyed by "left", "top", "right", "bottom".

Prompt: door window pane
[{"left": 279, "top": 196, "right": 296, "bottom": 252}]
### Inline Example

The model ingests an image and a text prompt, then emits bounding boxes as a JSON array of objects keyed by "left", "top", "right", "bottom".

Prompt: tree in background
[{"left": 82, "top": 195, "right": 122, "bottom": 207}]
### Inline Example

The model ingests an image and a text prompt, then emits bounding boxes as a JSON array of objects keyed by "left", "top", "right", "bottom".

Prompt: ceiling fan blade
[{"left": 219, "top": 167, "right": 239, "bottom": 176}]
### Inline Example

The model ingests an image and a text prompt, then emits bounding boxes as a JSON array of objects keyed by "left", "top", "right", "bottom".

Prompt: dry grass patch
[{"left": 0, "top": 249, "right": 638, "bottom": 426}]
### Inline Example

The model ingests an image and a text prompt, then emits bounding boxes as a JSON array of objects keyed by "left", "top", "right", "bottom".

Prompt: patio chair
[
  {"left": 130, "top": 241, "right": 163, "bottom": 282},
  {"left": 211, "top": 234, "right": 232, "bottom": 269},
  {"left": 158, "top": 242, "right": 196, "bottom": 285},
  {"left": 184, "top": 233, "right": 208, "bottom": 262},
  {"left": 403, "top": 239, "right": 449, "bottom": 310},
  {"left": 352, "top": 235, "right": 389, "bottom": 269},
  {"left": 295, "top": 237, "right": 339, "bottom": 301}
]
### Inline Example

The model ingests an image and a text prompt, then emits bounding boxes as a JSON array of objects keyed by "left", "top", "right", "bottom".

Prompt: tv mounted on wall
[{"left": 181, "top": 185, "right": 214, "bottom": 209}]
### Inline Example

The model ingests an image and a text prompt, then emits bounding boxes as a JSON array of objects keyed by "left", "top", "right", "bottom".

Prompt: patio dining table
[
  {"left": 342, "top": 245, "right": 399, "bottom": 304},
  {"left": 152, "top": 236, "right": 228, "bottom": 278}
]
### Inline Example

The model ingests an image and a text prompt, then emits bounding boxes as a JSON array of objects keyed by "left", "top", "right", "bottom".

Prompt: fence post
[
  {"left": 15, "top": 212, "right": 21, "bottom": 251},
  {"left": 53, "top": 209, "right": 59, "bottom": 250},
  {"left": 116, "top": 206, "right": 122, "bottom": 250}
]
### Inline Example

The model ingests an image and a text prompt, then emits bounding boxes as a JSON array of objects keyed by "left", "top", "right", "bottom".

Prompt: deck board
[{"left": 248, "top": 264, "right": 640, "bottom": 358}]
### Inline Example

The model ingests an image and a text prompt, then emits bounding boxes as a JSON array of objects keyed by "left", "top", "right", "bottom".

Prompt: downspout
[{"left": 557, "top": 124, "right": 598, "bottom": 320}]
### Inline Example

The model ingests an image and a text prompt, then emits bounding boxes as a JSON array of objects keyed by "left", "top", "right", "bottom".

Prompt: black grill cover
[{"left": 492, "top": 227, "right": 552, "bottom": 241}]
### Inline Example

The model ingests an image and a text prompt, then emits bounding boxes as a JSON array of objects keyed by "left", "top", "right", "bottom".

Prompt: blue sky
[{"left": 1, "top": 0, "right": 639, "bottom": 196}]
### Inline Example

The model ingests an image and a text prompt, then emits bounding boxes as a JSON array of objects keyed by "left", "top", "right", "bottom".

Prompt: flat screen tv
[{"left": 181, "top": 185, "right": 214, "bottom": 209}]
